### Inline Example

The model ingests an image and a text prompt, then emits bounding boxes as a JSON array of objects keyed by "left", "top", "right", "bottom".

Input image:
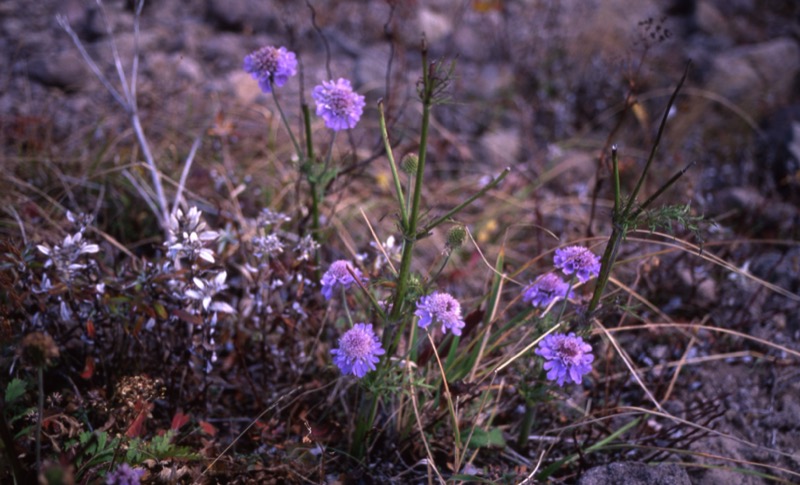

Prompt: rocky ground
[{"left": 2, "top": 0, "right": 800, "bottom": 483}]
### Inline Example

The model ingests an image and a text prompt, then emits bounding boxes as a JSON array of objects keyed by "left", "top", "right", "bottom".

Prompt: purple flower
[
  {"left": 312, "top": 78, "right": 366, "bottom": 131},
  {"left": 522, "top": 273, "right": 574, "bottom": 308},
  {"left": 535, "top": 333, "right": 594, "bottom": 386},
  {"left": 243, "top": 46, "right": 297, "bottom": 93},
  {"left": 106, "top": 463, "right": 145, "bottom": 485},
  {"left": 321, "top": 260, "right": 364, "bottom": 300},
  {"left": 415, "top": 292, "right": 466, "bottom": 336},
  {"left": 553, "top": 246, "right": 601, "bottom": 283},
  {"left": 331, "top": 323, "right": 385, "bottom": 378}
]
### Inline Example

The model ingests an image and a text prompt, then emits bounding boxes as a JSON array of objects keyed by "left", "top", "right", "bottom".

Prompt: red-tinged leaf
[
  {"left": 85, "top": 319, "right": 96, "bottom": 339},
  {"left": 126, "top": 406, "right": 150, "bottom": 438},
  {"left": 172, "top": 308, "right": 204, "bottom": 325},
  {"left": 199, "top": 420, "right": 217, "bottom": 436},
  {"left": 171, "top": 409, "right": 190, "bottom": 431},
  {"left": 80, "top": 356, "right": 95, "bottom": 379}
]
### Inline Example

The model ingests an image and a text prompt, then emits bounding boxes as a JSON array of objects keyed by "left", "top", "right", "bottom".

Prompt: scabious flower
[
  {"left": 320, "top": 260, "right": 364, "bottom": 300},
  {"left": 312, "top": 78, "right": 366, "bottom": 131},
  {"left": 243, "top": 45, "right": 297, "bottom": 92},
  {"left": 535, "top": 332, "right": 594, "bottom": 386},
  {"left": 522, "top": 272, "right": 574, "bottom": 308},
  {"left": 331, "top": 323, "right": 385, "bottom": 378},
  {"left": 553, "top": 246, "right": 601, "bottom": 283},
  {"left": 415, "top": 292, "right": 466, "bottom": 336},
  {"left": 106, "top": 463, "right": 145, "bottom": 485}
]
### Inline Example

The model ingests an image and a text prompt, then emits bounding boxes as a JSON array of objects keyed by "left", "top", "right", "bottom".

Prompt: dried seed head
[{"left": 20, "top": 332, "right": 60, "bottom": 368}]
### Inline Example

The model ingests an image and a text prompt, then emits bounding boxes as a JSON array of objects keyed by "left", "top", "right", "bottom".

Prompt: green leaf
[
  {"left": 5, "top": 378, "right": 27, "bottom": 404},
  {"left": 462, "top": 427, "right": 506, "bottom": 449}
]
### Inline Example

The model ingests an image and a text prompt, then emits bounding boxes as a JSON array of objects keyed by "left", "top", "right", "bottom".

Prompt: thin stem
[
  {"left": 36, "top": 367, "right": 43, "bottom": 476},
  {"left": 386, "top": 42, "right": 433, "bottom": 337},
  {"left": 634, "top": 161, "right": 697, "bottom": 217},
  {"left": 428, "top": 333, "right": 461, "bottom": 466},
  {"left": 621, "top": 62, "right": 690, "bottom": 220},
  {"left": 322, "top": 131, "right": 338, "bottom": 174},
  {"left": 553, "top": 277, "right": 575, "bottom": 325},
  {"left": 517, "top": 403, "right": 535, "bottom": 449},
  {"left": 378, "top": 99, "right": 408, "bottom": 228},
  {"left": 270, "top": 86, "right": 303, "bottom": 160},
  {"left": 302, "top": 103, "right": 315, "bottom": 161},
  {"left": 341, "top": 286, "right": 354, "bottom": 327},
  {"left": 418, "top": 167, "right": 510, "bottom": 237},
  {"left": 587, "top": 228, "right": 623, "bottom": 314},
  {"left": 611, "top": 145, "right": 621, "bottom": 215}
]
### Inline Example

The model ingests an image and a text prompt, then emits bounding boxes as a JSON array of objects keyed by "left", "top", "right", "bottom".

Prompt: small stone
[
  {"left": 578, "top": 462, "right": 691, "bottom": 485},
  {"left": 27, "top": 51, "right": 87, "bottom": 91}
]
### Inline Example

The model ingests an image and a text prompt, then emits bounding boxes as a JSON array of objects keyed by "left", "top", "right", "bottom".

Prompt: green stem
[
  {"left": 270, "top": 85, "right": 303, "bottom": 161},
  {"left": 386, "top": 45, "right": 434, "bottom": 340},
  {"left": 378, "top": 100, "right": 408, "bottom": 228},
  {"left": 588, "top": 225, "right": 624, "bottom": 315},
  {"left": 621, "top": 63, "right": 690, "bottom": 220},
  {"left": 612, "top": 145, "right": 621, "bottom": 216},
  {"left": 417, "top": 167, "right": 511, "bottom": 237},
  {"left": 554, "top": 277, "right": 575, "bottom": 324},
  {"left": 517, "top": 403, "right": 535, "bottom": 449},
  {"left": 341, "top": 286, "right": 354, "bottom": 327},
  {"left": 36, "top": 367, "right": 43, "bottom": 476}
]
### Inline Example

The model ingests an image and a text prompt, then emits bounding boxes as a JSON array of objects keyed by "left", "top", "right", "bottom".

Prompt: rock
[
  {"left": 578, "top": 462, "right": 691, "bottom": 485},
  {"left": 418, "top": 7, "right": 452, "bottom": 45},
  {"left": 26, "top": 50, "right": 88, "bottom": 91},
  {"left": 481, "top": 128, "right": 520, "bottom": 166},
  {"left": 228, "top": 70, "right": 263, "bottom": 105},
  {"left": 205, "top": 0, "right": 278, "bottom": 33},
  {"left": 706, "top": 38, "right": 800, "bottom": 118},
  {"left": 756, "top": 104, "right": 800, "bottom": 203}
]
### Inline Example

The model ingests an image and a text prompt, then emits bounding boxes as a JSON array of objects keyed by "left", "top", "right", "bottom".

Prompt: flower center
[
  {"left": 557, "top": 339, "right": 580, "bottom": 360},
  {"left": 255, "top": 47, "right": 279, "bottom": 74},
  {"left": 329, "top": 91, "right": 351, "bottom": 116},
  {"left": 342, "top": 331, "right": 371, "bottom": 358},
  {"left": 330, "top": 261, "right": 352, "bottom": 279}
]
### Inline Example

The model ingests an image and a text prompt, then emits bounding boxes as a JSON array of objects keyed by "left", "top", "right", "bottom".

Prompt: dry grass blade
[
  {"left": 360, "top": 207, "right": 397, "bottom": 276},
  {"left": 593, "top": 319, "right": 664, "bottom": 413},
  {"left": 407, "top": 363, "right": 446, "bottom": 485},
  {"left": 619, "top": 406, "right": 800, "bottom": 463},
  {"left": 603, "top": 322, "right": 800, "bottom": 360},
  {"left": 628, "top": 231, "right": 800, "bottom": 302}
]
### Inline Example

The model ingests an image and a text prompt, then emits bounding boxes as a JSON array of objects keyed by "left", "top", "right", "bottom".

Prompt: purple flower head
[
  {"left": 553, "top": 246, "right": 601, "bottom": 283},
  {"left": 321, "top": 260, "right": 364, "bottom": 300},
  {"left": 522, "top": 272, "right": 574, "bottom": 308},
  {"left": 331, "top": 323, "right": 385, "bottom": 378},
  {"left": 535, "top": 332, "right": 594, "bottom": 386},
  {"left": 106, "top": 463, "right": 145, "bottom": 485},
  {"left": 415, "top": 292, "right": 466, "bottom": 336},
  {"left": 243, "top": 45, "right": 297, "bottom": 93},
  {"left": 312, "top": 78, "right": 366, "bottom": 131}
]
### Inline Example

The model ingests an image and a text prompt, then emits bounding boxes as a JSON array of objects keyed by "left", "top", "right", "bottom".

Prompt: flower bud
[
  {"left": 446, "top": 225, "right": 467, "bottom": 249},
  {"left": 401, "top": 154, "right": 419, "bottom": 175}
]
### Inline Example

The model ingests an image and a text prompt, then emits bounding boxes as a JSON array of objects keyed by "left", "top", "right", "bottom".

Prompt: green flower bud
[
  {"left": 401, "top": 153, "right": 419, "bottom": 175},
  {"left": 447, "top": 225, "right": 467, "bottom": 249}
]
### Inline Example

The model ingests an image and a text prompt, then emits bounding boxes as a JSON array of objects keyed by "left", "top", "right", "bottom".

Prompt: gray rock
[
  {"left": 707, "top": 38, "right": 800, "bottom": 118},
  {"left": 578, "top": 462, "right": 691, "bottom": 485},
  {"left": 26, "top": 50, "right": 88, "bottom": 91},
  {"left": 205, "top": 0, "right": 278, "bottom": 33}
]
